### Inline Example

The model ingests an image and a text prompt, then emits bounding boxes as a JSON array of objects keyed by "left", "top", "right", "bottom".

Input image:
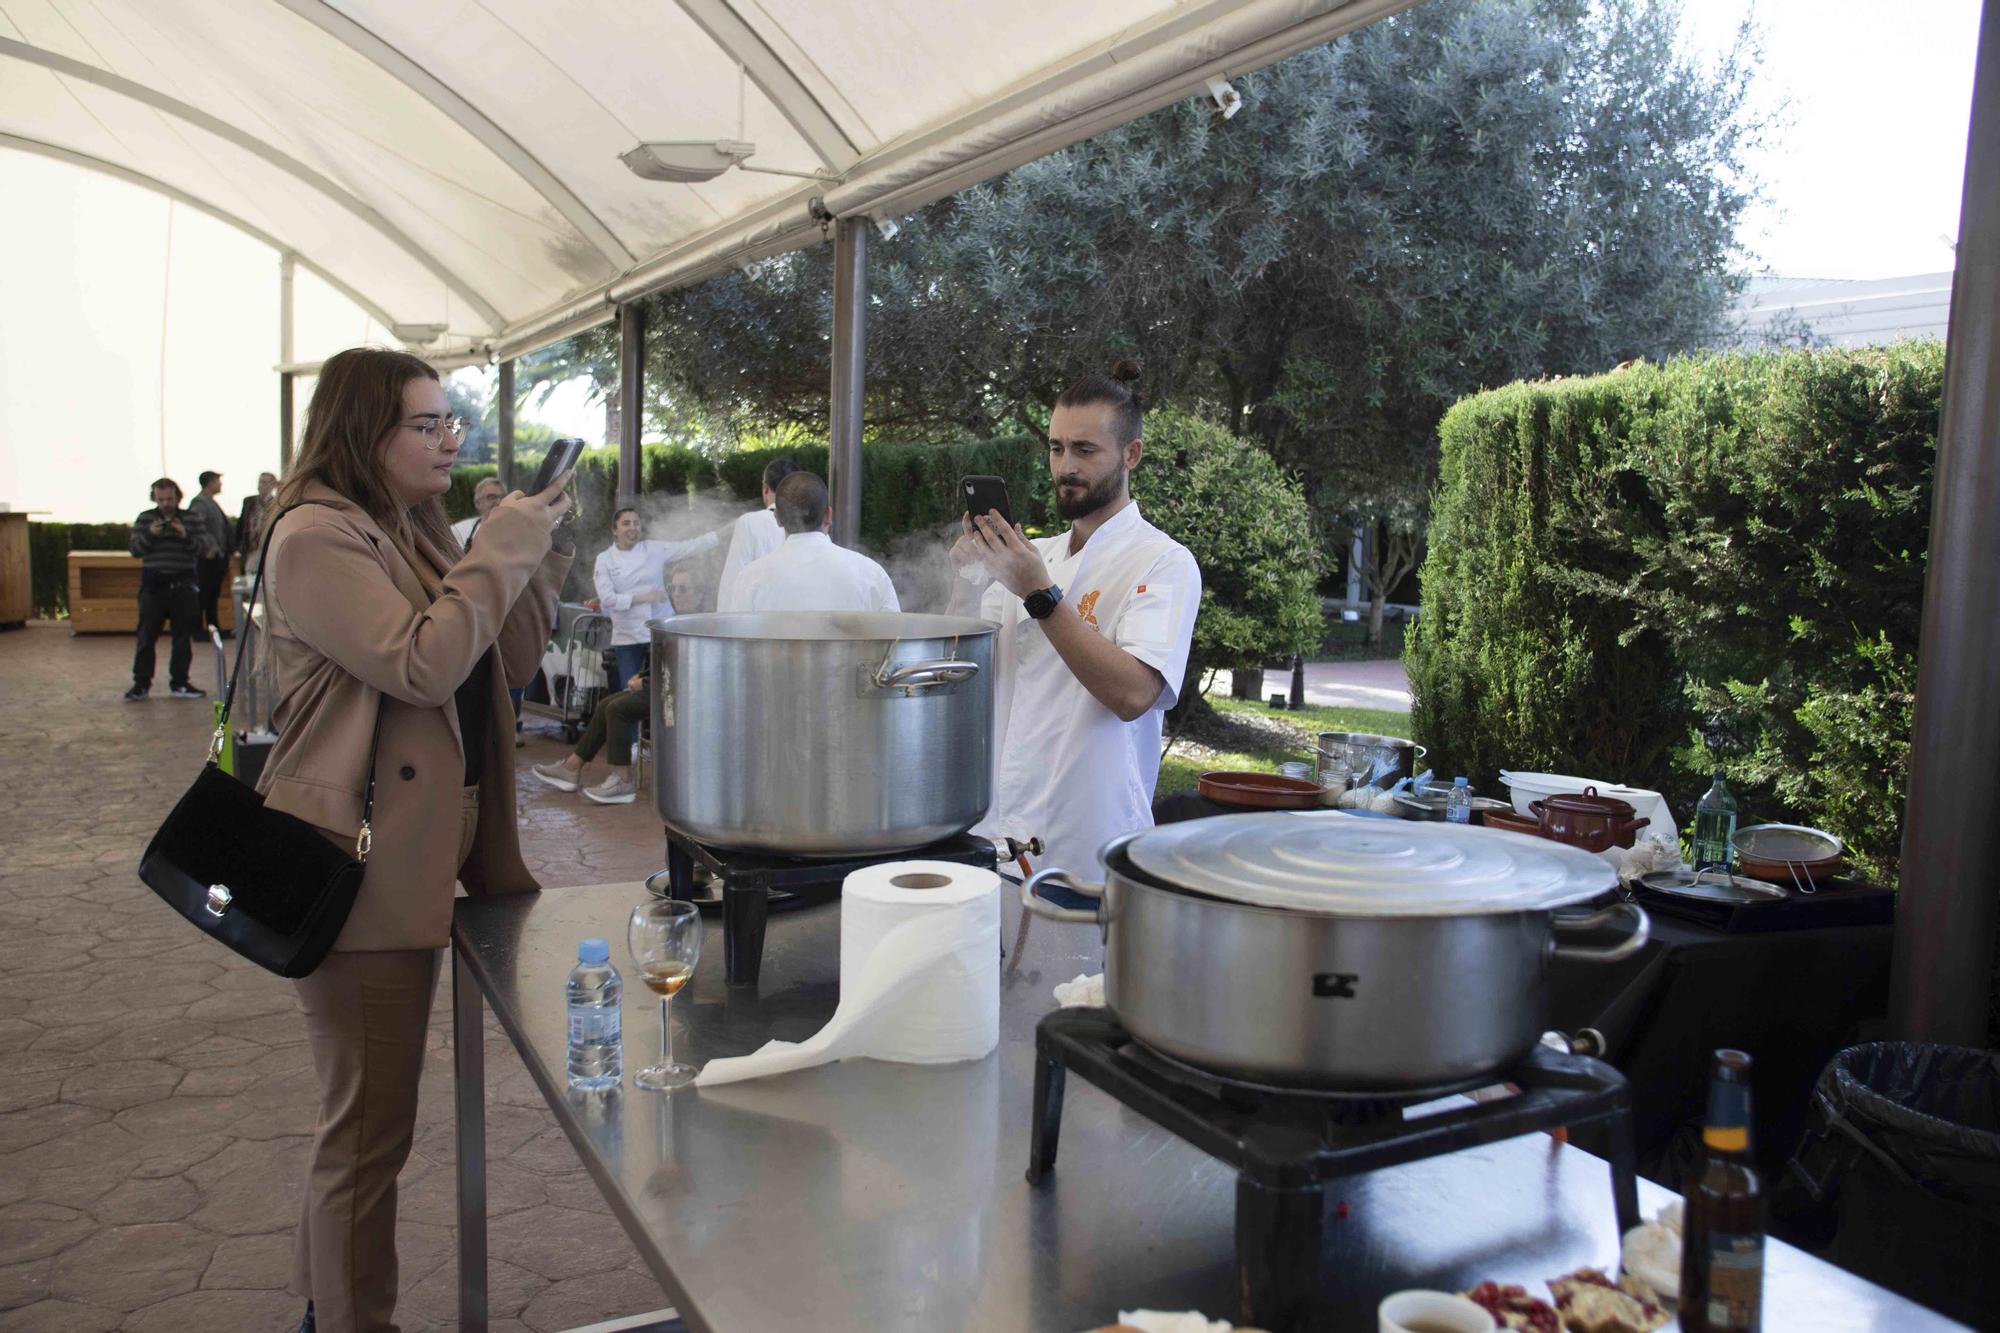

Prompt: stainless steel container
[
  {"left": 650, "top": 612, "right": 995, "bottom": 856},
  {"left": 1021, "top": 814, "right": 1648, "bottom": 1091}
]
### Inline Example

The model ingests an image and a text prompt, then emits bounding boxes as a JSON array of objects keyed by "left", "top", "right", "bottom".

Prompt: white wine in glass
[{"left": 627, "top": 899, "right": 702, "bottom": 1091}]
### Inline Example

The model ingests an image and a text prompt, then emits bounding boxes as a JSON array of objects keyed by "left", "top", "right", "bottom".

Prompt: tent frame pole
[
  {"left": 279, "top": 251, "right": 296, "bottom": 474},
  {"left": 618, "top": 303, "right": 645, "bottom": 502},
  {"left": 1891, "top": 0, "right": 2000, "bottom": 1044},
  {"left": 829, "top": 217, "right": 867, "bottom": 548},
  {"left": 497, "top": 358, "right": 516, "bottom": 490}
]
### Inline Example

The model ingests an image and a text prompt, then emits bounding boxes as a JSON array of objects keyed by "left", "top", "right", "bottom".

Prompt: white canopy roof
[{"left": 1, "top": 0, "right": 1408, "bottom": 363}]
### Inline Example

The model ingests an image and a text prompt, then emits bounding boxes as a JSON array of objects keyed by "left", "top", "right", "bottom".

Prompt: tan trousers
[{"left": 291, "top": 787, "right": 478, "bottom": 1332}]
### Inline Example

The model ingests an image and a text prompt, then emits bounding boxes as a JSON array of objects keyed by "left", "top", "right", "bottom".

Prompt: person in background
[
  {"left": 715, "top": 456, "right": 797, "bottom": 607},
  {"left": 258, "top": 347, "right": 572, "bottom": 1333},
  {"left": 451, "top": 476, "right": 506, "bottom": 547},
  {"left": 125, "top": 477, "right": 206, "bottom": 701},
  {"left": 238, "top": 471, "right": 279, "bottom": 573},
  {"left": 593, "top": 505, "right": 724, "bottom": 685},
  {"left": 189, "top": 469, "right": 234, "bottom": 636},
  {"left": 719, "top": 471, "right": 899, "bottom": 613},
  {"left": 531, "top": 576, "right": 699, "bottom": 805},
  {"left": 668, "top": 566, "right": 704, "bottom": 616},
  {"left": 949, "top": 361, "right": 1201, "bottom": 884}
]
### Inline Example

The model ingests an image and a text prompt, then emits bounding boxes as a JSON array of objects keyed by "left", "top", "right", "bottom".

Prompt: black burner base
[
  {"left": 1027, "top": 1007, "right": 1641, "bottom": 1333},
  {"left": 659, "top": 829, "right": 998, "bottom": 987}
]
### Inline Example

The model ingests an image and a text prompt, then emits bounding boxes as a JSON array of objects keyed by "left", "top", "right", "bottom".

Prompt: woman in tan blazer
[{"left": 257, "top": 348, "right": 575, "bottom": 1333}]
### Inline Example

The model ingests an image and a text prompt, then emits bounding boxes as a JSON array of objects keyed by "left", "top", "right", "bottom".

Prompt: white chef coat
[
  {"left": 973, "top": 502, "right": 1201, "bottom": 879},
  {"left": 592, "top": 533, "right": 720, "bottom": 645},
  {"left": 717, "top": 507, "right": 783, "bottom": 608},
  {"left": 721, "top": 531, "right": 901, "bottom": 613}
]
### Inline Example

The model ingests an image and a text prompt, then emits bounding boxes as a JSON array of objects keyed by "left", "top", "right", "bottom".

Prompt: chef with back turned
[{"left": 948, "top": 361, "right": 1201, "bottom": 889}]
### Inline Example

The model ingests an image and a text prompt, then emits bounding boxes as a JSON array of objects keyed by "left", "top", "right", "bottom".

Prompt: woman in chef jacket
[{"left": 592, "top": 506, "right": 722, "bottom": 683}]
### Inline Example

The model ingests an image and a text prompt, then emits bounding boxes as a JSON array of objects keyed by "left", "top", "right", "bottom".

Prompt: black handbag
[{"left": 138, "top": 502, "right": 384, "bottom": 978}]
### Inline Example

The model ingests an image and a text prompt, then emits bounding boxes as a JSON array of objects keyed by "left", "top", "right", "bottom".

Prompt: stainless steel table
[{"left": 451, "top": 881, "right": 1964, "bottom": 1332}]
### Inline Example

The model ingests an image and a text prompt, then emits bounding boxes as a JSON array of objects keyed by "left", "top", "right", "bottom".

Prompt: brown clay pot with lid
[{"left": 1529, "top": 786, "right": 1650, "bottom": 853}]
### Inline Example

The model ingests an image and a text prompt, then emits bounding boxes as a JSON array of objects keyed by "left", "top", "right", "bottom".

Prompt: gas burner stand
[
  {"left": 655, "top": 827, "right": 999, "bottom": 987},
  {"left": 1027, "top": 1006, "right": 1641, "bottom": 1332}
]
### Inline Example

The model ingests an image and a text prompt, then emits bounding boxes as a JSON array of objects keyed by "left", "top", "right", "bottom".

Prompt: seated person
[
  {"left": 530, "top": 580, "right": 700, "bottom": 805},
  {"left": 717, "top": 471, "right": 899, "bottom": 613}
]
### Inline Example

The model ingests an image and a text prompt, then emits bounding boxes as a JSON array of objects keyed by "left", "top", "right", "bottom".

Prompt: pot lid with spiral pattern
[{"left": 1121, "top": 812, "right": 1617, "bottom": 916}]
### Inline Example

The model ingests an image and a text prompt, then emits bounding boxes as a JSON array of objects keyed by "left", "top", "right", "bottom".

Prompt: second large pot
[
  {"left": 651, "top": 612, "right": 995, "bottom": 855},
  {"left": 1023, "top": 814, "right": 1648, "bottom": 1091}
]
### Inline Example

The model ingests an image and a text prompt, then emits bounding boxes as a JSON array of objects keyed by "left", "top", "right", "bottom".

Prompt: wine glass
[{"left": 627, "top": 899, "right": 703, "bottom": 1091}]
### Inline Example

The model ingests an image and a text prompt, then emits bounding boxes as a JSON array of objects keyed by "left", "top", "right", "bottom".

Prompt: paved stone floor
[{"left": 0, "top": 626, "right": 676, "bottom": 1332}]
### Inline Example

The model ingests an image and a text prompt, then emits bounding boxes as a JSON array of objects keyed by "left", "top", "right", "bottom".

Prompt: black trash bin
[{"left": 1786, "top": 1041, "right": 2000, "bottom": 1326}]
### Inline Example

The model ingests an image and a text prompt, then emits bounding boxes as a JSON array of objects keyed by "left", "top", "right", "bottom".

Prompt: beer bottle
[{"left": 1680, "top": 1049, "right": 1764, "bottom": 1332}]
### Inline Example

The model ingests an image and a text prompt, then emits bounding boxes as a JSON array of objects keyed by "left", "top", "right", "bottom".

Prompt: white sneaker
[
  {"left": 583, "top": 775, "right": 637, "bottom": 805},
  {"left": 530, "top": 762, "right": 581, "bottom": 792}
]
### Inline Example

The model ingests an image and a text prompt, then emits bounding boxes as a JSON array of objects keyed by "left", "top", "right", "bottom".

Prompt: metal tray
[{"left": 1637, "top": 868, "right": 1788, "bottom": 904}]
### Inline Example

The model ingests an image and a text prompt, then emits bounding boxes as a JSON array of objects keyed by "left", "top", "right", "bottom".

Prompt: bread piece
[{"left": 1547, "top": 1268, "right": 1668, "bottom": 1333}]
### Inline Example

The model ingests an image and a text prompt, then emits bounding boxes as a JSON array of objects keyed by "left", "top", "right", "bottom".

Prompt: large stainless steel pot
[
  {"left": 1020, "top": 814, "right": 1648, "bottom": 1092},
  {"left": 651, "top": 612, "right": 995, "bottom": 856}
]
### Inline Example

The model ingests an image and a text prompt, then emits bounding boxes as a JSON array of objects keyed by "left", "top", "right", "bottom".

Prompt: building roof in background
[
  {"left": 0, "top": 0, "right": 1411, "bottom": 366},
  {"left": 1732, "top": 271, "right": 1954, "bottom": 347}
]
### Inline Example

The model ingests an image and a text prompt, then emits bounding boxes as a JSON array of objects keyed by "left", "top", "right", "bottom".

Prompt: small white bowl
[{"left": 1378, "top": 1288, "right": 1492, "bottom": 1333}]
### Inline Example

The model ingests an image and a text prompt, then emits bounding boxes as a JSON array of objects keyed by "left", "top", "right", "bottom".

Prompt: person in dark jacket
[
  {"left": 238, "top": 470, "right": 279, "bottom": 572},
  {"left": 127, "top": 478, "right": 206, "bottom": 701},
  {"left": 189, "top": 470, "right": 234, "bottom": 635}
]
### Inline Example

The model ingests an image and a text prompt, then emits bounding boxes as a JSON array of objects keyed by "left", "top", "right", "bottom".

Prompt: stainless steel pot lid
[
  {"left": 1121, "top": 812, "right": 1616, "bottom": 916},
  {"left": 1637, "top": 868, "right": 1787, "bottom": 904}
]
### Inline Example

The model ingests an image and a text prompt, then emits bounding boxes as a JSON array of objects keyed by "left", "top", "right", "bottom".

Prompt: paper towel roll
[{"left": 695, "top": 860, "right": 1000, "bottom": 1087}]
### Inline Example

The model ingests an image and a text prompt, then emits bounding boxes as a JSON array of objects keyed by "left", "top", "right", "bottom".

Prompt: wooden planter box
[{"left": 66, "top": 551, "right": 238, "bottom": 634}]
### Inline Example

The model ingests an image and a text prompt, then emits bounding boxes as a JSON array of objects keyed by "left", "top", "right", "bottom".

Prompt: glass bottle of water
[
  {"left": 566, "top": 938, "right": 623, "bottom": 1091},
  {"left": 1445, "top": 776, "right": 1473, "bottom": 825},
  {"left": 1693, "top": 771, "right": 1738, "bottom": 872}
]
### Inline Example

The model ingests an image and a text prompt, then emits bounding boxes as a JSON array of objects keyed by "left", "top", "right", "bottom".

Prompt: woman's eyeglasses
[{"left": 405, "top": 416, "right": 469, "bottom": 450}]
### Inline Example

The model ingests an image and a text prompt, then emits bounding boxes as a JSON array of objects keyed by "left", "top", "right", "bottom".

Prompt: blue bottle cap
[
  {"left": 1453, "top": 776, "right": 1469, "bottom": 786},
  {"left": 578, "top": 938, "right": 610, "bottom": 964}
]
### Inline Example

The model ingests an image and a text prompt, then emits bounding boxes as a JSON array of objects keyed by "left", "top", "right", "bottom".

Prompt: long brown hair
[{"left": 275, "top": 347, "right": 459, "bottom": 561}]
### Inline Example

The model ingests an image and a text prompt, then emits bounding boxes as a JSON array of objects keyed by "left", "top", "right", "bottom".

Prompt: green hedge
[
  {"left": 1407, "top": 344, "right": 1942, "bottom": 879},
  {"left": 27, "top": 521, "right": 132, "bottom": 619}
]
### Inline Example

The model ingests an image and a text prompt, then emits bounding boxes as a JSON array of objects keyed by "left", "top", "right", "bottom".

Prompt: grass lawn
[{"left": 1157, "top": 694, "right": 1415, "bottom": 797}]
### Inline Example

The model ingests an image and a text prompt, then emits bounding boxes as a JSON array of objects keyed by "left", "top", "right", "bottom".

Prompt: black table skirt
[{"left": 1150, "top": 792, "right": 1894, "bottom": 1186}]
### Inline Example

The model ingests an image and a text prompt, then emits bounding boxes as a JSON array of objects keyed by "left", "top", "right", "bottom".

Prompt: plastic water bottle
[
  {"left": 1693, "top": 771, "right": 1738, "bottom": 872},
  {"left": 565, "top": 938, "right": 622, "bottom": 1091},
  {"left": 1445, "top": 776, "right": 1473, "bottom": 825}
]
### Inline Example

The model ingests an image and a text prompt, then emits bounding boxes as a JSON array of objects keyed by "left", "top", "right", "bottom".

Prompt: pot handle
[
  {"left": 1548, "top": 901, "right": 1650, "bottom": 964},
  {"left": 874, "top": 657, "right": 981, "bottom": 694},
  {"left": 1020, "top": 867, "right": 1103, "bottom": 924}
]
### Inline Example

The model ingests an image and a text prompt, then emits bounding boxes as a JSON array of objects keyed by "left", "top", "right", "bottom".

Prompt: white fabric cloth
[
  {"left": 720, "top": 531, "right": 900, "bottom": 614},
  {"left": 716, "top": 507, "right": 784, "bottom": 609},
  {"left": 973, "top": 502, "right": 1201, "bottom": 879},
  {"left": 591, "top": 533, "right": 719, "bottom": 645},
  {"left": 450, "top": 515, "right": 479, "bottom": 546}
]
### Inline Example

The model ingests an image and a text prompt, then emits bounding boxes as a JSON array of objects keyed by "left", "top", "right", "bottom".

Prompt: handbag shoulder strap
[{"left": 210, "top": 500, "right": 388, "bottom": 859}]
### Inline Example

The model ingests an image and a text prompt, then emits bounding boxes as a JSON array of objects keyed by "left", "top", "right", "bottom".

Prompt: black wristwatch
[{"left": 1023, "top": 584, "right": 1064, "bottom": 620}]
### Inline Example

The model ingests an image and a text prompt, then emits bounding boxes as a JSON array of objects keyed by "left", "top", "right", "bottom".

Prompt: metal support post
[
  {"left": 829, "top": 217, "right": 867, "bottom": 548},
  {"left": 1891, "top": 0, "right": 2000, "bottom": 1044},
  {"left": 496, "top": 357, "right": 516, "bottom": 489},
  {"left": 278, "top": 252, "right": 296, "bottom": 473},
  {"left": 619, "top": 302, "right": 645, "bottom": 502},
  {"left": 452, "top": 944, "right": 489, "bottom": 1332}
]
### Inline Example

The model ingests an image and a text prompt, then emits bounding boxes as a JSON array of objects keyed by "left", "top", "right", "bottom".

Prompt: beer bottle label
[{"left": 1704, "top": 1230, "right": 1765, "bottom": 1329}]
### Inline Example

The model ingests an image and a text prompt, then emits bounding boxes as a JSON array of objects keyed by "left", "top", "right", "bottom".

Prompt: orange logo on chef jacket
[{"left": 1075, "top": 590, "right": 1101, "bottom": 627}]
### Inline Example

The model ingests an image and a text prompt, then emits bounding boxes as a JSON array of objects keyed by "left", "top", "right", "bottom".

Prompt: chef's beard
[{"left": 1054, "top": 467, "right": 1126, "bottom": 521}]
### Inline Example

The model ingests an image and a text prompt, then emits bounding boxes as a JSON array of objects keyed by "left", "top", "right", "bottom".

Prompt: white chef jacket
[
  {"left": 720, "top": 531, "right": 901, "bottom": 613},
  {"left": 717, "top": 507, "right": 783, "bottom": 609},
  {"left": 973, "top": 502, "right": 1201, "bottom": 879},
  {"left": 592, "top": 533, "right": 719, "bottom": 645}
]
